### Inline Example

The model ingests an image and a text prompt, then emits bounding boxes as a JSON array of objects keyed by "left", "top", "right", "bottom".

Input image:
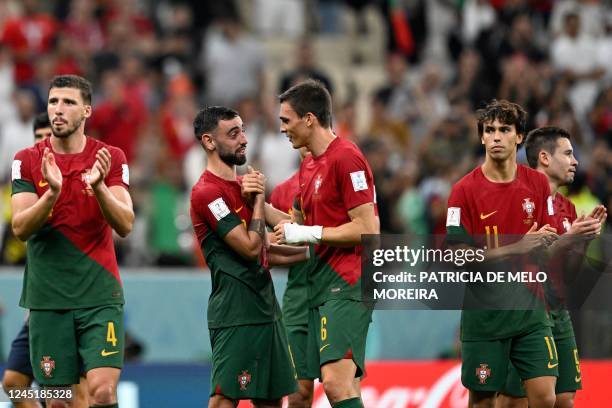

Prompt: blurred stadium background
[{"left": 0, "top": 0, "right": 610, "bottom": 406}]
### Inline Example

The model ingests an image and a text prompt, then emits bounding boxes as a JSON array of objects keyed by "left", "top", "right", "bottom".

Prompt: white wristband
[{"left": 284, "top": 223, "right": 323, "bottom": 244}]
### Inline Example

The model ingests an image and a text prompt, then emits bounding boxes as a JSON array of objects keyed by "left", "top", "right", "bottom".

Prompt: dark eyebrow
[{"left": 226, "top": 125, "right": 241, "bottom": 135}]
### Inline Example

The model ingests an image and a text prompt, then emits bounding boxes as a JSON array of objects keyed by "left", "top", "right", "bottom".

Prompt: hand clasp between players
[{"left": 241, "top": 165, "right": 266, "bottom": 201}]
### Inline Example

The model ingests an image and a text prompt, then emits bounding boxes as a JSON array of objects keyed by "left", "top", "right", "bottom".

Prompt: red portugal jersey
[
  {"left": 446, "top": 164, "right": 555, "bottom": 341},
  {"left": 12, "top": 137, "right": 129, "bottom": 309},
  {"left": 298, "top": 137, "right": 376, "bottom": 306},
  {"left": 190, "top": 170, "right": 281, "bottom": 328}
]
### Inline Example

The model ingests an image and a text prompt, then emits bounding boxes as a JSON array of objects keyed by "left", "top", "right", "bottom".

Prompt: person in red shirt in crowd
[
  {"left": 1, "top": 0, "right": 58, "bottom": 85},
  {"left": 159, "top": 74, "right": 198, "bottom": 161},
  {"left": 87, "top": 69, "right": 147, "bottom": 164}
]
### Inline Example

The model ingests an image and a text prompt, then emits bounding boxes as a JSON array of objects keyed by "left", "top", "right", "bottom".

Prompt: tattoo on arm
[{"left": 248, "top": 218, "right": 265, "bottom": 240}]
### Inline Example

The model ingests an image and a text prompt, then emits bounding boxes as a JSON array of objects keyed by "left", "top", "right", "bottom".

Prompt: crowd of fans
[{"left": 0, "top": 0, "right": 610, "bottom": 267}]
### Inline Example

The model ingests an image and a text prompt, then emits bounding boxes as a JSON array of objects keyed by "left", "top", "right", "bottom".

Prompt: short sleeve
[
  {"left": 446, "top": 184, "right": 474, "bottom": 244},
  {"left": 336, "top": 153, "right": 375, "bottom": 211},
  {"left": 537, "top": 173, "right": 556, "bottom": 228},
  {"left": 191, "top": 186, "right": 242, "bottom": 238},
  {"left": 105, "top": 147, "right": 129, "bottom": 189},
  {"left": 11, "top": 149, "right": 36, "bottom": 195}
]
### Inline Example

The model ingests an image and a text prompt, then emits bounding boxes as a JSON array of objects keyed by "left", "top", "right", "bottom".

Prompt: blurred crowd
[{"left": 0, "top": 0, "right": 610, "bottom": 267}]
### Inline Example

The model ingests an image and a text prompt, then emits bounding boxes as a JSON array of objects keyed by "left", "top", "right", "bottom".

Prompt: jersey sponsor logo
[
  {"left": 350, "top": 170, "right": 368, "bottom": 192},
  {"left": 237, "top": 370, "right": 252, "bottom": 390},
  {"left": 122, "top": 164, "right": 130, "bottom": 185},
  {"left": 547, "top": 361, "right": 558, "bottom": 369},
  {"left": 11, "top": 160, "right": 22, "bottom": 181},
  {"left": 476, "top": 363, "right": 491, "bottom": 384},
  {"left": 40, "top": 356, "right": 56, "bottom": 378},
  {"left": 38, "top": 179, "right": 49, "bottom": 187},
  {"left": 479, "top": 210, "right": 497, "bottom": 220},
  {"left": 320, "top": 344, "right": 330, "bottom": 352},
  {"left": 446, "top": 207, "right": 461, "bottom": 227},
  {"left": 575, "top": 375, "right": 581, "bottom": 383},
  {"left": 208, "top": 197, "right": 230, "bottom": 221},
  {"left": 101, "top": 349, "right": 120, "bottom": 357}
]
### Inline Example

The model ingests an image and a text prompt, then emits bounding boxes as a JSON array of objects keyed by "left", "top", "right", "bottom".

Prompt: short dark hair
[
  {"left": 193, "top": 106, "right": 239, "bottom": 141},
  {"left": 524, "top": 126, "right": 571, "bottom": 168},
  {"left": 279, "top": 79, "right": 332, "bottom": 128},
  {"left": 33, "top": 112, "right": 50, "bottom": 132},
  {"left": 49, "top": 75, "right": 92, "bottom": 105},
  {"left": 476, "top": 99, "right": 527, "bottom": 137}
]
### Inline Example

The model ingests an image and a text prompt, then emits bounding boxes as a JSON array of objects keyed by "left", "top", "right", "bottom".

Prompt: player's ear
[
  {"left": 305, "top": 112, "right": 315, "bottom": 127},
  {"left": 539, "top": 150, "right": 550, "bottom": 167},
  {"left": 83, "top": 104, "right": 92, "bottom": 118},
  {"left": 516, "top": 132, "right": 524, "bottom": 145},
  {"left": 202, "top": 133, "right": 215, "bottom": 151}
]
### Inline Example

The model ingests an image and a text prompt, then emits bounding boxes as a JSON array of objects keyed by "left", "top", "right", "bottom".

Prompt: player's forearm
[
  {"left": 268, "top": 247, "right": 309, "bottom": 266},
  {"left": 243, "top": 195, "right": 266, "bottom": 259},
  {"left": 264, "top": 203, "right": 291, "bottom": 227},
  {"left": 93, "top": 184, "right": 134, "bottom": 237},
  {"left": 12, "top": 190, "right": 58, "bottom": 241},
  {"left": 320, "top": 217, "right": 380, "bottom": 247}
]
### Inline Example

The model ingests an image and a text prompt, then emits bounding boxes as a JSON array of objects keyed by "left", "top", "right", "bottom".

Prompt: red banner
[{"left": 238, "top": 360, "right": 610, "bottom": 407}]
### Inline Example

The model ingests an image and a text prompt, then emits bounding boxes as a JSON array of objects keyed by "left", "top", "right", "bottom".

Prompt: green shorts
[
  {"left": 305, "top": 300, "right": 372, "bottom": 380},
  {"left": 29, "top": 304, "right": 124, "bottom": 385},
  {"left": 502, "top": 335, "right": 582, "bottom": 397},
  {"left": 461, "top": 326, "right": 558, "bottom": 392},
  {"left": 209, "top": 319, "right": 297, "bottom": 400},
  {"left": 286, "top": 324, "right": 311, "bottom": 380}
]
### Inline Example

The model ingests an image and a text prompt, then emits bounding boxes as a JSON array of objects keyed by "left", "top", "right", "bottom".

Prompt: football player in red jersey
[
  {"left": 497, "top": 127, "right": 606, "bottom": 408},
  {"left": 274, "top": 80, "right": 379, "bottom": 408},
  {"left": 446, "top": 100, "right": 559, "bottom": 408},
  {"left": 11, "top": 75, "right": 134, "bottom": 408}
]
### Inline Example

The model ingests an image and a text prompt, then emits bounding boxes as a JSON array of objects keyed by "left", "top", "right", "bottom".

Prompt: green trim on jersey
[
  {"left": 446, "top": 225, "right": 475, "bottom": 246},
  {"left": 202, "top": 220, "right": 281, "bottom": 329},
  {"left": 20, "top": 225, "right": 124, "bottom": 309},
  {"left": 12, "top": 179, "right": 36, "bottom": 194},
  {"left": 308, "top": 251, "right": 362, "bottom": 308}
]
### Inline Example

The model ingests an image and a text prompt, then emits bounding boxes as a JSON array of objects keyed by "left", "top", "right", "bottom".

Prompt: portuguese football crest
[
  {"left": 238, "top": 370, "right": 251, "bottom": 390},
  {"left": 476, "top": 363, "right": 491, "bottom": 384},
  {"left": 522, "top": 198, "right": 535, "bottom": 218},
  {"left": 40, "top": 356, "right": 56, "bottom": 378}
]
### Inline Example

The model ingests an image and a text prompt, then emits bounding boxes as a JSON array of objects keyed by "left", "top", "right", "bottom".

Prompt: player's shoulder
[
  {"left": 272, "top": 171, "right": 299, "bottom": 194},
  {"left": 517, "top": 164, "right": 548, "bottom": 189},
  {"left": 14, "top": 140, "right": 45, "bottom": 161},
  {"left": 190, "top": 171, "right": 224, "bottom": 200},
  {"left": 87, "top": 137, "right": 126, "bottom": 158},
  {"left": 451, "top": 166, "right": 481, "bottom": 192}
]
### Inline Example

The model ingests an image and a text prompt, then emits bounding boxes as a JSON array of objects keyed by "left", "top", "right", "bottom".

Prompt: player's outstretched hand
[
  {"left": 41, "top": 147, "right": 62, "bottom": 193},
  {"left": 88, "top": 147, "right": 111, "bottom": 187}
]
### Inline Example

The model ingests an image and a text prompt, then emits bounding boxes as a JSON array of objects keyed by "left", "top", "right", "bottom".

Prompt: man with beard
[
  {"left": 190, "top": 106, "right": 307, "bottom": 408},
  {"left": 2, "top": 111, "right": 89, "bottom": 408},
  {"left": 10, "top": 75, "right": 134, "bottom": 408}
]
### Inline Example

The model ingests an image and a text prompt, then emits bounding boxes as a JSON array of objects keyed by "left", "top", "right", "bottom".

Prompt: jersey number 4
[{"left": 107, "top": 322, "right": 118, "bottom": 347}]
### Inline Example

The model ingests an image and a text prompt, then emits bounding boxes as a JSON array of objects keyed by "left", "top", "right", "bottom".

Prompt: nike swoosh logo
[
  {"left": 575, "top": 376, "right": 581, "bottom": 383},
  {"left": 38, "top": 180, "right": 48, "bottom": 187},
  {"left": 101, "top": 350, "right": 119, "bottom": 357},
  {"left": 480, "top": 211, "right": 497, "bottom": 220},
  {"left": 234, "top": 206, "right": 243, "bottom": 212},
  {"left": 548, "top": 362, "right": 558, "bottom": 369},
  {"left": 319, "top": 344, "right": 330, "bottom": 353}
]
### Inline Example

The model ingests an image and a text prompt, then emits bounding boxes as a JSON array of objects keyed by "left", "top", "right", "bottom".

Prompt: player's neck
[
  {"left": 207, "top": 155, "right": 236, "bottom": 181},
  {"left": 50, "top": 132, "right": 87, "bottom": 154},
  {"left": 308, "top": 127, "right": 336, "bottom": 157},
  {"left": 481, "top": 157, "right": 517, "bottom": 183}
]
